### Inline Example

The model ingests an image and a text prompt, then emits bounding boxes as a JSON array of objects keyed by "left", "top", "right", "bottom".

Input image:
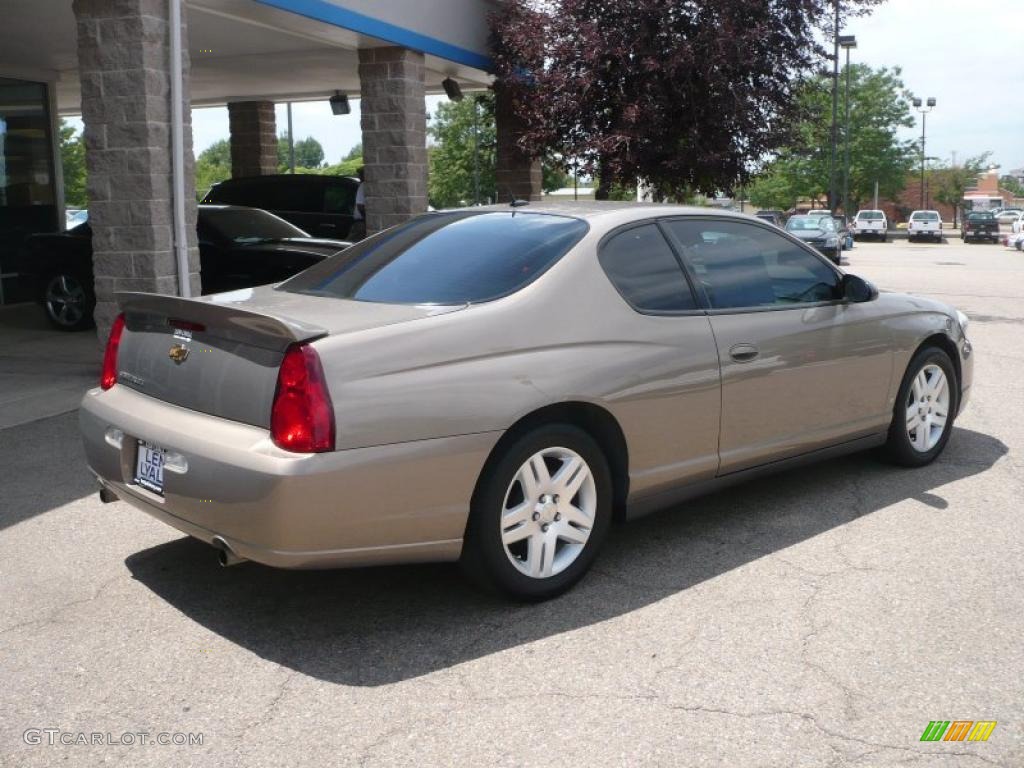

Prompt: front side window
[
  {"left": 664, "top": 220, "right": 840, "bottom": 310},
  {"left": 280, "top": 211, "right": 588, "bottom": 305},
  {"left": 599, "top": 224, "right": 697, "bottom": 312}
]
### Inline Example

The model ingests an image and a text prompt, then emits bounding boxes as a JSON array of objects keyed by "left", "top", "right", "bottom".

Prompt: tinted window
[
  {"left": 857, "top": 211, "right": 884, "bottom": 220},
  {"left": 786, "top": 216, "right": 835, "bottom": 232},
  {"left": 280, "top": 211, "right": 588, "bottom": 305},
  {"left": 912, "top": 211, "right": 939, "bottom": 221},
  {"left": 599, "top": 224, "right": 697, "bottom": 312},
  {"left": 324, "top": 182, "right": 355, "bottom": 215},
  {"left": 967, "top": 212, "right": 994, "bottom": 221},
  {"left": 665, "top": 220, "right": 840, "bottom": 310},
  {"left": 200, "top": 208, "right": 309, "bottom": 241}
]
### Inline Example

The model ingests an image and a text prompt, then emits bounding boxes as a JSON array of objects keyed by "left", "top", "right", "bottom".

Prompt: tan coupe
[{"left": 80, "top": 203, "right": 973, "bottom": 599}]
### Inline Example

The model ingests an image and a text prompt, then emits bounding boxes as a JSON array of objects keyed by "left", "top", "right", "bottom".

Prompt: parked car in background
[
  {"left": 65, "top": 209, "right": 88, "bottom": 229},
  {"left": 995, "top": 208, "right": 1022, "bottom": 225},
  {"left": 202, "top": 174, "right": 361, "bottom": 240},
  {"left": 908, "top": 210, "right": 943, "bottom": 243},
  {"left": 79, "top": 203, "right": 973, "bottom": 600},
  {"left": 851, "top": 209, "right": 888, "bottom": 241},
  {"left": 22, "top": 205, "right": 351, "bottom": 331},
  {"left": 962, "top": 211, "right": 999, "bottom": 243},
  {"left": 807, "top": 208, "right": 832, "bottom": 217},
  {"left": 755, "top": 210, "right": 785, "bottom": 227},
  {"left": 785, "top": 215, "right": 842, "bottom": 264},
  {"left": 1008, "top": 211, "right": 1024, "bottom": 234},
  {"left": 832, "top": 215, "right": 854, "bottom": 250}
]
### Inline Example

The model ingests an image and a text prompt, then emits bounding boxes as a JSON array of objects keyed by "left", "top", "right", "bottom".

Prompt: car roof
[
  {"left": 211, "top": 174, "right": 358, "bottom": 186},
  {"left": 462, "top": 201, "right": 763, "bottom": 227}
]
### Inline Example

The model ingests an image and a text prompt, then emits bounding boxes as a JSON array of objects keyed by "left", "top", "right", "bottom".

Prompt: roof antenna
[{"left": 507, "top": 188, "right": 529, "bottom": 215}]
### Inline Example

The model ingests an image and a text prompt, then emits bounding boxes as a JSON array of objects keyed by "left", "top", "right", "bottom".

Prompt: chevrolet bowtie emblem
[{"left": 168, "top": 344, "right": 190, "bottom": 364}]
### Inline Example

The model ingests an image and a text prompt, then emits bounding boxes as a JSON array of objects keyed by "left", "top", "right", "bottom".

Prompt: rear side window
[
  {"left": 324, "top": 183, "right": 355, "bottom": 215},
  {"left": 279, "top": 211, "right": 588, "bottom": 305},
  {"left": 599, "top": 224, "right": 697, "bottom": 312},
  {"left": 665, "top": 219, "right": 840, "bottom": 310}
]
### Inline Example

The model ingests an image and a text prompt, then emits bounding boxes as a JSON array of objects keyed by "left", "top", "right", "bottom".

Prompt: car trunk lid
[{"left": 113, "top": 287, "right": 462, "bottom": 428}]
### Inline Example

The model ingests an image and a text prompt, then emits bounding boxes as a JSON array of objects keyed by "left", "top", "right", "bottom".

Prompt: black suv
[{"left": 203, "top": 174, "right": 360, "bottom": 240}]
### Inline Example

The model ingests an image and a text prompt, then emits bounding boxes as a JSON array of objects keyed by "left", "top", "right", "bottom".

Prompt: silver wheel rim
[
  {"left": 906, "top": 364, "right": 950, "bottom": 453},
  {"left": 500, "top": 446, "right": 596, "bottom": 579},
  {"left": 45, "top": 275, "right": 86, "bottom": 327}
]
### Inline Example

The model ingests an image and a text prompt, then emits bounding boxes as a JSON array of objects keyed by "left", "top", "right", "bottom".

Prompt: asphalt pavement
[{"left": 1, "top": 234, "right": 1022, "bottom": 767}]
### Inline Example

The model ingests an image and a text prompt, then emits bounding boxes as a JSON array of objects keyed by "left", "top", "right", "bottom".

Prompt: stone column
[
  {"left": 228, "top": 101, "right": 278, "bottom": 178},
  {"left": 357, "top": 47, "right": 427, "bottom": 235},
  {"left": 73, "top": 0, "right": 199, "bottom": 340},
  {"left": 495, "top": 87, "right": 542, "bottom": 202}
]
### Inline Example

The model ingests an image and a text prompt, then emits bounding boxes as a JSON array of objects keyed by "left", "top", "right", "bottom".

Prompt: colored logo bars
[{"left": 920, "top": 721, "right": 997, "bottom": 742}]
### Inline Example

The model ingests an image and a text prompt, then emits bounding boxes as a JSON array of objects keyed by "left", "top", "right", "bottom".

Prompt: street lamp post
[
  {"left": 913, "top": 96, "right": 936, "bottom": 209},
  {"left": 828, "top": 1, "right": 840, "bottom": 212},
  {"left": 839, "top": 35, "right": 857, "bottom": 215}
]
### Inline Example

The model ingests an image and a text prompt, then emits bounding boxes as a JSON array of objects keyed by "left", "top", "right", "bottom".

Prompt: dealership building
[{"left": 0, "top": 0, "right": 539, "bottom": 334}]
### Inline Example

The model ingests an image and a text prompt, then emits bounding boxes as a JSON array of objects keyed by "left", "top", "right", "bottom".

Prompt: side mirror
[{"left": 842, "top": 273, "right": 878, "bottom": 303}]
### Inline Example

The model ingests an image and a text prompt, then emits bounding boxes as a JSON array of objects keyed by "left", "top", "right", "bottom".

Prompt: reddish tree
[{"left": 491, "top": 0, "right": 882, "bottom": 199}]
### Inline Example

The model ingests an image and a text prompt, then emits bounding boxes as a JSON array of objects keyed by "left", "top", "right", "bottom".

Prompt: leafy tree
[
  {"left": 277, "top": 134, "right": 326, "bottom": 170},
  {"left": 542, "top": 163, "right": 570, "bottom": 194},
  {"left": 195, "top": 139, "right": 231, "bottom": 200},
  {"left": 1000, "top": 174, "right": 1024, "bottom": 197},
  {"left": 428, "top": 93, "right": 497, "bottom": 208},
  {"left": 932, "top": 153, "right": 992, "bottom": 226},
  {"left": 745, "top": 64, "right": 917, "bottom": 212},
  {"left": 59, "top": 120, "right": 88, "bottom": 208},
  {"left": 342, "top": 143, "right": 363, "bottom": 162},
  {"left": 491, "top": 0, "right": 883, "bottom": 199}
]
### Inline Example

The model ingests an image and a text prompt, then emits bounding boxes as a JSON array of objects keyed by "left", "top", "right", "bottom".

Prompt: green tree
[
  {"left": 932, "top": 153, "right": 992, "bottom": 226},
  {"left": 342, "top": 143, "right": 362, "bottom": 162},
  {"left": 1000, "top": 174, "right": 1024, "bottom": 197},
  {"left": 746, "top": 64, "right": 917, "bottom": 212},
  {"left": 59, "top": 120, "right": 88, "bottom": 208},
  {"left": 195, "top": 138, "right": 231, "bottom": 199},
  {"left": 277, "top": 134, "right": 326, "bottom": 170},
  {"left": 428, "top": 93, "right": 497, "bottom": 208}
]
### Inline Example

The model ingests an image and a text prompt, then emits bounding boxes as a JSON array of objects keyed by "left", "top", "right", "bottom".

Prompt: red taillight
[
  {"left": 100, "top": 313, "right": 126, "bottom": 390},
  {"left": 271, "top": 344, "right": 335, "bottom": 453}
]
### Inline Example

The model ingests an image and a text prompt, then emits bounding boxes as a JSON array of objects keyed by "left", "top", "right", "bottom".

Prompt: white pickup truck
[
  {"left": 852, "top": 210, "right": 888, "bottom": 241},
  {"left": 907, "top": 210, "right": 943, "bottom": 243}
]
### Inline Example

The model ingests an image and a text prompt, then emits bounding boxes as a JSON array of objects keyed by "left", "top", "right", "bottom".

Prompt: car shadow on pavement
[
  {"left": 125, "top": 427, "right": 1007, "bottom": 687},
  {"left": 0, "top": 411, "right": 97, "bottom": 532}
]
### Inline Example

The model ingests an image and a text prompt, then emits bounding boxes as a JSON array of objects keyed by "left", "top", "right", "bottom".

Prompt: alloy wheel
[
  {"left": 500, "top": 447, "right": 596, "bottom": 579},
  {"left": 44, "top": 274, "right": 87, "bottom": 328},
  {"left": 905, "top": 364, "right": 950, "bottom": 453}
]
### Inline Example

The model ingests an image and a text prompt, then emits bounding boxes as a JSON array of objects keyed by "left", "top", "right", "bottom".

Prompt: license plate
[{"left": 134, "top": 440, "right": 166, "bottom": 495}]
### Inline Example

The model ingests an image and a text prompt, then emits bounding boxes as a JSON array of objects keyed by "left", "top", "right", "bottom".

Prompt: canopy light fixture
[
  {"left": 329, "top": 92, "right": 351, "bottom": 115},
  {"left": 442, "top": 77, "right": 464, "bottom": 102}
]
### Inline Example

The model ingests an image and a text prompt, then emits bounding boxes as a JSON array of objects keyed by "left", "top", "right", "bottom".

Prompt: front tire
[
  {"left": 461, "top": 424, "right": 612, "bottom": 600},
  {"left": 881, "top": 347, "right": 958, "bottom": 467}
]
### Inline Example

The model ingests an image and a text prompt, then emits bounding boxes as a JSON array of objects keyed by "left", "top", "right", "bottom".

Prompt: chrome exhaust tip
[{"left": 211, "top": 536, "right": 245, "bottom": 567}]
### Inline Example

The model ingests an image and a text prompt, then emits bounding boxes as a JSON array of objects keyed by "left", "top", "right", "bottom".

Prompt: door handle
[{"left": 729, "top": 343, "right": 759, "bottom": 363}]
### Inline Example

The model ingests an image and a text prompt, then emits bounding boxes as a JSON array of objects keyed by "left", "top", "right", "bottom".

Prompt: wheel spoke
[
  {"left": 906, "top": 404, "right": 920, "bottom": 429},
  {"left": 930, "top": 411, "right": 947, "bottom": 429},
  {"left": 561, "top": 502, "right": 592, "bottom": 527},
  {"left": 538, "top": 535, "right": 556, "bottom": 577},
  {"left": 502, "top": 522, "right": 531, "bottom": 546},
  {"left": 555, "top": 521, "right": 589, "bottom": 545},
  {"left": 552, "top": 455, "right": 587, "bottom": 500},
  {"left": 525, "top": 533, "right": 544, "bottom": 577},
  {"left": 914, "top": 419, "right": 930, "bottom": 450}
]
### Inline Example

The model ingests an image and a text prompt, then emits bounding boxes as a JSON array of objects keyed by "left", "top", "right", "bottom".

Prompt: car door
[
  {"left": 322, "top": 181, "right": 356, "bottom": 239},
  {"left": 596, "top": 222, "right": 722, "bottom": 498},
  {"left": 663, "top": 217, "right": 893, "bottom": 475}
]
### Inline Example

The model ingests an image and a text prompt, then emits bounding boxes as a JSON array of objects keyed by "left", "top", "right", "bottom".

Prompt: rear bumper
[{"left": 80, "top": 386, "right": 501, "bottom": 568}]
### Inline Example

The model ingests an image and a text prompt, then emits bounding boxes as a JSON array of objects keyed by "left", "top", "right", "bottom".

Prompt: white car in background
[
  {"left": 908, "top": 210, "right": 943, "bottom": 243},
  {"left": 1009, "top": 231, "right": 1024, "bottom": 251},
  {"left": 852, "top": 209, "right": 888, "bottom": 241},
  {"left": 995, "top": 208, "right": 1022, "bottom": 226},
  {"left": 1009, "top": 211, "right": 1024, "bottom": 234}
]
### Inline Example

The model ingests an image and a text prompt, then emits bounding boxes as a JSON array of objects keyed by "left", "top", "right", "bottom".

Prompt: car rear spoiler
[{"left": 117, "top": 292, "right": 327, "bottom": 351}]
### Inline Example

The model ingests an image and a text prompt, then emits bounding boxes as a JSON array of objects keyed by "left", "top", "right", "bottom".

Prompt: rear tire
[
  {"left": 881, "top": 347, "right": 958, "bottom": 467},
  {"left": 460, "top": 424, "right": 612, "bottom": 601}
]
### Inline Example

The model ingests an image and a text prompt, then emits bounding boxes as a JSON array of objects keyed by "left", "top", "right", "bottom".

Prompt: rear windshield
[
  {"left": 968, "top": 212, "right": 995, "bottom": 221},
  {"left": 786, "top": 217, "right": 834, "bottom": 232},
  {"left": 278, "top": 211, "right": 588, "bottom": 305},
  {"left": 856, "top": 211, "right": 884, "bottom": 220},
  {"left": 912, "top": 212, "right": 939, "bottom": 221}
]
